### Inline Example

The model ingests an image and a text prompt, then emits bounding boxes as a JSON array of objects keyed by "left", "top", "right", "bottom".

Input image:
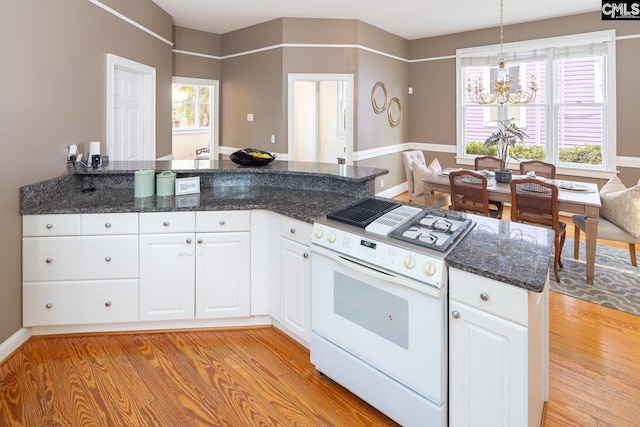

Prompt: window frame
[
  {"left": 172, "top": 79, "right": 212, "bottom": 133},
  {"left": 456, "top": 30, "right": 617, "bottom": 177}
]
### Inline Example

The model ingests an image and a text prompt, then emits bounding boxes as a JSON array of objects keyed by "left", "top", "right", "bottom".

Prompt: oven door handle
[{"left": 310, "top": 244, "right": 441, "bottom": 298}]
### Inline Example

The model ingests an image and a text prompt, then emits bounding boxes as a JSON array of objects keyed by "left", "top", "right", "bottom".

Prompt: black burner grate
[{"left": 327, "top": 198, "right": 400, "bottom": 228}]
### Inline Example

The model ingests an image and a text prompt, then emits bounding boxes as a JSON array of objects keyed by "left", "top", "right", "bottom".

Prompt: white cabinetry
[
  {"left": 448, "top": 268, "right": 548, "bottom": 427},
  {"left": 138, "top": 211, "right": 250, "bottom": 322},
  {"left": 277, "top": 216, "right": 312, "bottom": 345},
  {"left": 22, "top": 213, "right": 139, "bottom": 327}
]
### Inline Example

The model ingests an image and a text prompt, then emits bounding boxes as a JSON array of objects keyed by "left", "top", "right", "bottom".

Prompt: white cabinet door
[
  {"left": 195, "top": 232, "right": 250, "bottom": 319},
  {"left": 279, "top": 236, "right": 311, "bottom": 343},
  {"left": 449, "top": 300, "right": 527, "bottom": 427},
  {"left": 139, "top": 233, "right": 195, "bottom": 321}
]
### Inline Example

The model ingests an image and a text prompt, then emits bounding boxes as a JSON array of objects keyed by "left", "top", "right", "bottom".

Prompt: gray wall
[{"left": 0, "top": 0, "right": 173, "bottom": 343}]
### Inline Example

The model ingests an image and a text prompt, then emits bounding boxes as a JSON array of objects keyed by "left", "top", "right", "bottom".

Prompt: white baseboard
[
  {"left": 376, "top": 182, "right": 407, "bottom": 199},
  {"left": 0, "top": 328, "right": 32, "bottom": 364}
]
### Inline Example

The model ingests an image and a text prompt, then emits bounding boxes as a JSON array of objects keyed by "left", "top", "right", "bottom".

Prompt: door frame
[
  {"left": 106, "top": 53, "right": 156, "bottom": 160},
  {"left": 287, "top": 73, "right": 354, "bottom": 165}
]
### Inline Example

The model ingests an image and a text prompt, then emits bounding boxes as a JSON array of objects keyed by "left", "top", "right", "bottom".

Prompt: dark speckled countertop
[
  {"left": 20, "top": 160, "right": 551, "bottom": 291},
  {"left": 447, "top": 215, "right": 553, "bottom": 292}
]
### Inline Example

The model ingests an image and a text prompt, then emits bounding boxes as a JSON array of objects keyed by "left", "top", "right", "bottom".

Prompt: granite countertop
[
  {"left": 446, "top": 215, "right": 553, "bottom": 292},
  {"left": 69, "top": 159, "right": 388, "bottom": 182},
  {"left": 20, "top": 161, "right": 551, "bottom": 291}
]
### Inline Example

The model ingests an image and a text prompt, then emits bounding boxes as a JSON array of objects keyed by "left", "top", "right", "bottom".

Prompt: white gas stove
[
  {"left": 310, "top": 198, "right": 475, "bottom": 426},
  {"left": 312, "top": 198, "right": 474, "bottom": 289}
]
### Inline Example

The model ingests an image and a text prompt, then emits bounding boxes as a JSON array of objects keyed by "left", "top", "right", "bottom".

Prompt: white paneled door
[{"left": 106, "top": 54, "right": 156, "bottom": 161}]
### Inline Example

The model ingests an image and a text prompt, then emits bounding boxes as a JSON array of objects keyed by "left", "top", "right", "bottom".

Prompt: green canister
[
  {"left": 134, "top": 169, "right": 155, "bottom": 198},
  {"left": 156, "top": 170, "right": 176, "bottom": 197}
]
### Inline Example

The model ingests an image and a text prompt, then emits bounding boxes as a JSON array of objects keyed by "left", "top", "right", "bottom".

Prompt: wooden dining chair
[
  {"left": 449, "top": 170, "right": 502, "bottom": 218},
  {"left": 474, "top": 156, "right": 503, "bottom": 213},
  {"left": 510, "top": 178, "right": 566, "bottom": 282},
  {"left": 474, "top": 155, "right": 501, "bottom": 171},
  {"left": 519, "top": 160, "right": 556, "bottom": 179}
]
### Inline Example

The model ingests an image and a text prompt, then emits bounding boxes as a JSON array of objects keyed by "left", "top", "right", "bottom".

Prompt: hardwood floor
[
  {"left": 2, "top": 195, "right": 639, "bottom": 426},
  {"left": 0, "top": 327, "right": 400, "bottom": 426}
]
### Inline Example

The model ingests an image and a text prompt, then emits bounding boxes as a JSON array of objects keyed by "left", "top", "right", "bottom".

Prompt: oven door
[{"left": 310, "top": 244, "right": 447, "bottom": 404}]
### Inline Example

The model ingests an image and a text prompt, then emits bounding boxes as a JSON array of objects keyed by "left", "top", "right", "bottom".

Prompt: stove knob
[
  {"left": 404, "top": 255, "right": 416, "bottom": 269},
  {"left": 314, "top": 227, "right": 324, "bottom": 239},
  {"left": 327, "top": 231, "right": 337, "bottom": 243},
  {"left": 423, "top": 261, "right": 437, "bottom": 276}
]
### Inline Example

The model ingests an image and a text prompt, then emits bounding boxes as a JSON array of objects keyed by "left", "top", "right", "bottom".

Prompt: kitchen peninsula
[{"left": 20, "top": 159, "right": 551, "bottom": 427}]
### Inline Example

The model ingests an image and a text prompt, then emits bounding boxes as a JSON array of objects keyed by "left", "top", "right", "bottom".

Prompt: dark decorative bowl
[{"left": 230, "top": 148, "right": 277, "bottom": 166}]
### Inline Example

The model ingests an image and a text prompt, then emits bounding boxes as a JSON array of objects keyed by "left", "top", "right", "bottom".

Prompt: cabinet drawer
[
  {"left": 449, "top": 268, "right": 528, "bottom": 325},
  {"left": 196, "top": 211, "right": 250, "bottom": 232},
  {"left": 279, "top": 217, "right": 312, "bottom": 246},
  {"left": 23, "top": 235, "right": 138, "bottom": 281},
  {"left": 23, "top": 279, "right": 138, "bottom": 326},
  {"left": 82, "top": 213, "right": 138, "bottom": 235},
  {"left": 139, "top": 212, "right": 195, "bottom": 234},
  {"left": 23, "top": 214, "right": 81, "bottom": 237}
]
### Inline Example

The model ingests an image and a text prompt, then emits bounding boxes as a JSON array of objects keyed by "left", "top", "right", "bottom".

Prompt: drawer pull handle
[
  {"left": 105, "top": 301, "right": 112, "bottom": 307},
  {"left": 290, "top": 228, "right": 296, "bottom": 234},
  {"left": 45, "top": 303, "right": 53, "bottom": 309},
  {"left": 46, "top": 224, "right": 53, "bottom": 229},
  {"left": 45, "top": 258, "right": 53, "bottom": 264},
  {"left": 303, "top": 253, "right": 309, "bottom": 259},
  {"left": 219, "top": 220, "right": 226, "bottom": 225},
  {"left": 163, "top": 221, "right": 170, "bottom": 227},
  {"left": 186, "top": 238, "right": 192, "bottom": 244},
  {"left": 480, "top": 292, "right": 490, "bottom": 301},
  {"left": 105, "top": 256, "right": 112, "bottom": 262},
  {"left": 451, "top": 310, "right": 460, "bottom": 319},
  {"left": 105, "top": 222, "right": 112, "bottom": 228}
]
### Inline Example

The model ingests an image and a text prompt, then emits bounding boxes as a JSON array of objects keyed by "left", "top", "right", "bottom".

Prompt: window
[
  {"left": 456, "top": 31, "right": 616, "bottom": 173},
  {"left": 172, "top": 83, "right": 211, "bottom": 130}
]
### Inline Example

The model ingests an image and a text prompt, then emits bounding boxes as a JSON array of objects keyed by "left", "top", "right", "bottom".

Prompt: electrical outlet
[
  {"left": 380, "top": 179, "right": 384, "bottom": 187},
  {"left": 270, "top": 135, "right": 276, "bottom": 143}
]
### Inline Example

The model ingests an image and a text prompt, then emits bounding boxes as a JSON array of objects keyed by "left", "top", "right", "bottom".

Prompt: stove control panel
[{"left": 311, "top": 223, "right": 447, "bottom": 288}]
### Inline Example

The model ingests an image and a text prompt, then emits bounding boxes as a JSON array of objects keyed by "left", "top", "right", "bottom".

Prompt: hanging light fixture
[{"left": 467, "top": 0, "right": 537, "bottom": 105}]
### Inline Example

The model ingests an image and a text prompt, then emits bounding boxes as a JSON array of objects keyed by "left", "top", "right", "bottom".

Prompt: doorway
[
  {"left": 106, "top": 54, "right": 156, "bottom": 161},
  {"left": 171, "top": 77, "right": 219, "bottom": 160},
  {"left": 288, "top": 74, "right": 354, "bottom": 165}
]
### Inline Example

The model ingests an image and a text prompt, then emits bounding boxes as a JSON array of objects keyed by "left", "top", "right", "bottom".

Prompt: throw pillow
[
  {"left": 413, "top": 158, "right": 442, "bottom": 197},
  {"left": 600, "top": 176, "right": 626, "bottom": 195},
  {"left": 599, "top": 177, "right": 640, "bottom": 238}
]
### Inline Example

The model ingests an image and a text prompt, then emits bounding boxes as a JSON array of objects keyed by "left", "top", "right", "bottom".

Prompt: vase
[{"left": 495, "top": 169, "right": 512, "bottom": 184}]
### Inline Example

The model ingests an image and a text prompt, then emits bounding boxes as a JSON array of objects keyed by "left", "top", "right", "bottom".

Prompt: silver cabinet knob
[
  {"left": 290, "top": 228, "right": 296, "bottom": 234},
  {"left": 197, "top": 239, "right": 203, "bottom": 244},
  {"left": 46, "top": 223, "right": 53, "bottom": 229},
  {"left": 45, "top": 303, "right": 53, "bottom": 309},
  {"left": 104, "top": 222, "right": 112, "bottom": 228},
  {"left": 105, "top": 256, "right": 112, "bottom": 262},
  {"left": 303, "top": 253, "right": 309, "bottom": 259},
  {"left": 186, "top": 238, "right": 192, "bottom": 244},
  {"left": 163, "top": 221, "right": 170, "bottom": 227},
  {"left": 480, "top": 292, "right": 490, "bottom": 301},
  {"left": 105, "top": 301, "right": 112, "bottom": 307},
  {"left": 219, "top": 219, "right": 226, "bottom": 225},
  {"left": 451, "top": 311, "right": 460, "bottom": 319},
  {"left": 45, "top": 258, "right": 53, "bottom": 264}
]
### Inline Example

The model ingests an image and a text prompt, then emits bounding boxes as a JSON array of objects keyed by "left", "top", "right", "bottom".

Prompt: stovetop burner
[{"left": 389, "top": 209, "right": 474, "bottom": 252}]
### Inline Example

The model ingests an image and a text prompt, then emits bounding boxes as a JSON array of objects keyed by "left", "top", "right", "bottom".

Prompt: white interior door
[{"left": 107, "top": 54, "right": 156, "bottom": 161}]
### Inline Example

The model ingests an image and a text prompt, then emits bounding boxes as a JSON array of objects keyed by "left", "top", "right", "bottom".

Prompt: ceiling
[{"left": 151, "top": 0, "right": 601, "bottom": 40}]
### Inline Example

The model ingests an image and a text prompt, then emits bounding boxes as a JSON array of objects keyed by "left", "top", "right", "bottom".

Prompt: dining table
[{"left": 423, "top": 169, "right": 601, "bottom": 285}]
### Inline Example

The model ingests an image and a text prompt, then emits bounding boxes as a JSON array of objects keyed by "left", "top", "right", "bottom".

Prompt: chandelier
[{"left": 467, "top": 0, "right": 537, "bottom": 105}]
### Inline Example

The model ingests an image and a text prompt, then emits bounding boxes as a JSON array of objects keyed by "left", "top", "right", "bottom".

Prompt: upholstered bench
[{"left": 572, "top": 214, "right": 638, "bottom": 267}]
